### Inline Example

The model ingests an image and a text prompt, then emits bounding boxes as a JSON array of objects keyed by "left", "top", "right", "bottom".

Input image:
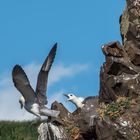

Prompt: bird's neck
[{"left": 71, "top": 97, "right": 84, "bottom": 108}]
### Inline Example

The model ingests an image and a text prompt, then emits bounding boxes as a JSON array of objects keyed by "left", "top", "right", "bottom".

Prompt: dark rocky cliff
[{"left": 38, "top": 0, "right": 140, "bottom": 139}]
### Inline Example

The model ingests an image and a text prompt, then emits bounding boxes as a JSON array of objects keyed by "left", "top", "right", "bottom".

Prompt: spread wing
[
  {"left": 36, "top": 43, "right": 57, "bottom": 106},
  {"left": 12, "top": 65, "right": 36, "bottom": 103}
]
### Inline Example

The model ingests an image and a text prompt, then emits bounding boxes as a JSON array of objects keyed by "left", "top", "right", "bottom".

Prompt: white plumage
[{"left": 64, "top": 93, "right": 85, "bottom": 108}]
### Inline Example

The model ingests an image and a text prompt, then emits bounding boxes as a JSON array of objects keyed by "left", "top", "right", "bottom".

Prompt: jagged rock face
[
  {"left": 97, "top": 0, "right": 140, "bottom": 139},
  {"left": 99, "top": 41, "right": 140, "bottom": 103},
  {"left": 38, "top": 123, "right": 71, "bottom": 140},
  {"left": 120, "top": 0, "right": 140, "bottom": 43},
  {"left": 51, "top": 101, "right": 72, "bottom": 119},
  {"left": 120, "top": 0, "right": 140, "bottom": 68},
  {"left": 38, "top": 101, "right": 73, "bottom": 140},
  {"left": 95, "top": 97, "right": 140, "bottom": 140},
  {"left": 99, "top": 0, "right": 140, "bottom": 103}
]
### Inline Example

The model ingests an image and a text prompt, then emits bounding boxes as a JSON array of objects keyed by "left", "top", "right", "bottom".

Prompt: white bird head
[
  {"left": 63, "top": 93, "right": 84, "bottom": 108},
  {"left": 19, "top": 96, "right": 25, "bottom": 109},
  {"left": 63, "top": 93, "right": 77, "bottom": 101}
]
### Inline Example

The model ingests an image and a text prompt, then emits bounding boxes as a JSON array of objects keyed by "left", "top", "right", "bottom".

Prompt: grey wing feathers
[
  {"left": 12, "top": 65, "right": 36, "bottom": 102},
  {"left": 41, "top": 43, "right": 57, "bottom": 72},
  {"left": 36, "top": 43, "right": 57, "bottom": 106}
]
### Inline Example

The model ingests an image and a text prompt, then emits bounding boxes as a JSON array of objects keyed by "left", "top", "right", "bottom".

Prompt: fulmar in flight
[{"left": 12, "top": 43, "right": 60, "bottom": 119}]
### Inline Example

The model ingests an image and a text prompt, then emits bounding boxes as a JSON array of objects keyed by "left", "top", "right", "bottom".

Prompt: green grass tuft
[
  {"left": 97, "top": 96, "right": 131, "bottom": 120},
  {"left": 0, "top": 121, "right": 39, "bottom": 140}
]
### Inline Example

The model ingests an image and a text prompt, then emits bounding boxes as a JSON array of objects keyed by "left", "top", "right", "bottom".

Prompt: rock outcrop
[
  {"left": 99, "top": 0, "right": 140, "bottom": 104},
  {"left": 38, "top": 123, "right": 70, "bottom": 140},
  {"left": 38, "top": 0, "right": 140, "bottom": 139}
]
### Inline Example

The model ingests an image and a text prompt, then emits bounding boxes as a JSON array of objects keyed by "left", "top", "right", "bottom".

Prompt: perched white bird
[
  {"left": 12, "top": 43, "right": 60, "bottom": 119},
  {"left": 63, "top": 93, "right": 85, "bottom": 108}
]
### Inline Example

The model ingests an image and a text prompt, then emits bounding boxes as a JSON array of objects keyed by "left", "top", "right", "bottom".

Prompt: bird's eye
[{"left": 70, "top": 94, "right": 73, "bottom": 96}]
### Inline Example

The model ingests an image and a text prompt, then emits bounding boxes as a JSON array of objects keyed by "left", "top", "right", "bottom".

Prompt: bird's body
[
  {"left": 12, "top": 44, "right": 60, "bottom": 118},
  {"left": 27, "top": 103, "right": 40, "bottom": 118},
  {"left": 70, "top": 96, "right": 84, "bottom": 108},
  {"left": 63, "top": 93, "right": 85, "bottom": 108}
]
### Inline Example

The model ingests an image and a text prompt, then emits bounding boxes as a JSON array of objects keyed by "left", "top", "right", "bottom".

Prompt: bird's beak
[
  {"left": 19, "top": 101, "right": 23, "bottom": 109},
  {"left": 63, "top": 93, "right": 69, "bottom": 98},
  {"left": 63, "top": 93, "right": 70, "bottom": 101}
]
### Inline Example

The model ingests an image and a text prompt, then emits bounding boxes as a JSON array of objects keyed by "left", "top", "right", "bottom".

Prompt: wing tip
[
  {"left": 13, "top": 64, "right": 22, "bottom": 72},
  {"left": 12, "top": 65, "right": 24, "bottom": 77},
  {"left": 52, "top": 42, "right": 58, "bottom": 53},
  {"left": 54, "top": 42, "right": 57, "bottom": 47},
  {"left": 41, "top": 43, "right": 58, "bottom": 71},
  {"left": 13, "top": 64, "right": 22, "bottom": 69}
]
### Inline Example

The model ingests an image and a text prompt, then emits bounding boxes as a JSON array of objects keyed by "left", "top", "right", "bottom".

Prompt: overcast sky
[{"left": 0, "top": 0, "right": 125, "bottom": 121}]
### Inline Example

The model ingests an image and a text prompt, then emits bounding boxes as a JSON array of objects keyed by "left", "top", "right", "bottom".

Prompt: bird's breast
[
  {"left": 72, "top": 98, "right": 84, "bottom": 108},
  {"left": 30, "top": 103, "right": 40, "bottom": 114}
]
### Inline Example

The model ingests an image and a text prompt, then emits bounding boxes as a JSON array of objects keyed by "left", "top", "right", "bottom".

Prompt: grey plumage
[
  {"left": 36, "top": 45, "right": 57, "bottom": 106},
  {"left": 12, "top": 43, "right": 60, "bottom": 118},
  {"left": 12, "top": 65, "right": 35, "bottom": 104}
]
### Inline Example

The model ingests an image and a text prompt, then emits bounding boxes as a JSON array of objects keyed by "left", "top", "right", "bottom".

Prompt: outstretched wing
[
  {"left": 12, "top": 65, "right": 36, "bottom": 103},
  {"left": 36, "top": 43, "right": 57, "bottom": 106}
]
